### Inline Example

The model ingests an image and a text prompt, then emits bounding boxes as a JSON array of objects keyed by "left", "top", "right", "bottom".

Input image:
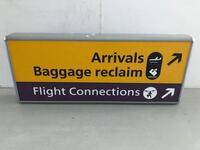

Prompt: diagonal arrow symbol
[
  {"left": 161, "top": 88, "right": 175, "bottom": 99},
  {"left": 167, "top": 53, "right": 182, "bottom": 66}
]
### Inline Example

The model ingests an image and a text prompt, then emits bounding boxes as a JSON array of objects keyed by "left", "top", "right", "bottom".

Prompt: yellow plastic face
[{"left": 8, "top": 40, "right": 191, "bottom": 84}]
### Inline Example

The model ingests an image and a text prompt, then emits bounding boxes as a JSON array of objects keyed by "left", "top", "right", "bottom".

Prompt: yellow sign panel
[{"left": 8, "top": 41, "right": 191, "bottom": 83}]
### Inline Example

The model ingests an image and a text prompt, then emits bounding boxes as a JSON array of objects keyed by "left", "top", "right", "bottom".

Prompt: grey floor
[{"left": 0, "top": 88, "right": 199, "bottom": 150}]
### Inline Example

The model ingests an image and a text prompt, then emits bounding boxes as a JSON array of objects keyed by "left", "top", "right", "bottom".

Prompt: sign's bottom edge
[{"left": 19, "top": 100, "right": 178, "bottom": 105}]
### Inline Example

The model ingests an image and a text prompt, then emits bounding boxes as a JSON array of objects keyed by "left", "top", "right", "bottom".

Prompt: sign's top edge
[{"left": 5, "top": 33, "right": 193, "bottom": 42}]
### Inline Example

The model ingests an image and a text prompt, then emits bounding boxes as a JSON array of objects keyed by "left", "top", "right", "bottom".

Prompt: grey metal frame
[{"left": 4, "top": 33, "right": 194, "bottom": 104}]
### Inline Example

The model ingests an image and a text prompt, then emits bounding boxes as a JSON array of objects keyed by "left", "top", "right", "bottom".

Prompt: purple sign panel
[{"left": 16, "top": 82, "right": 182, "bottom": 103}]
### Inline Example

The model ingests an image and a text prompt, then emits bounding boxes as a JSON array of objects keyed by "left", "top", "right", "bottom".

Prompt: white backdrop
[{"left": 0, "top": 0, "right": 199, "bottom": 87}]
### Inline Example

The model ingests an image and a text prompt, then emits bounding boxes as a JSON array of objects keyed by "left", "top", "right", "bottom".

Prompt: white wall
[{"left": 0, "top": 0, "right": 199, "bottom": 88}]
